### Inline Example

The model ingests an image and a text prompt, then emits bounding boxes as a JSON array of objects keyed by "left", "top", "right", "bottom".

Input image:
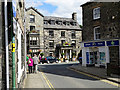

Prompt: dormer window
[
  {"left": 44, "top": 20, "right": 48, "bottom": 25},
  {"left": 63, "top": 21, "right": 66, "bottom": 25},
  {"left": 71, "top": 22, "right": 77, "bottom": 26},
  {"left": 56, "top": 21, "right": 62, "bottom": 25},
  {"left": 49, "top": 20, "right": 55, "bottom": 25},
  {"left": 66, "top": 21, "right": 70, "bottom": 26}
]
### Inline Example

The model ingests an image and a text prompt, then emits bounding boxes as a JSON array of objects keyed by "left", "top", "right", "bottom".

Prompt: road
[{"left": 38, "top": 63, "right": 118, "bottom": 89}]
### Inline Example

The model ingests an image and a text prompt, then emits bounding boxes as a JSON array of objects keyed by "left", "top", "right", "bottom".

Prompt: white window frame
[
  {"left": 94, "top": 26, "right": 100, "bottom": 40},
  {"left": 93, "top": 7, "right": 100, "bottom": 20}
]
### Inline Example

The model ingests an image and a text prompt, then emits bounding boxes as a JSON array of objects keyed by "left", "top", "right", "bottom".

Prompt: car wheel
[{"left": 47, "top": 61, "right": 50, "bottom": 64}]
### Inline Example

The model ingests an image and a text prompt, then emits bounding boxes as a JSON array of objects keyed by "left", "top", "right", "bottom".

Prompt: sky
[{"left": 25, "top": 0, "right": 90, "bottom": 25}]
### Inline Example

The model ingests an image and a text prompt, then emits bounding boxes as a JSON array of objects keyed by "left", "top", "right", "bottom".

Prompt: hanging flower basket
[
  {"left": 38, "top": 49, "right": 42, "bottom": 52},
  {"left": 29, "top": 49, "right": 32, "bottom": 53}
]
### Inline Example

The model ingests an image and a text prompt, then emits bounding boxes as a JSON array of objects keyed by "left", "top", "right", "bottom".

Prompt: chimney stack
[{"left": 72, "top": 12, "right": 77, "bottom": 21}]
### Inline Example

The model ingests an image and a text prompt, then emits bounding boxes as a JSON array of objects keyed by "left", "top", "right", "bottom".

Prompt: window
[
  {"left": 30, "top": 26, "right": 35, "bottom": 31},
  {"left": 49, "top": 51, "right": 53, "bottom": 56},
  {"left": 49, "top": 40, "right": 54, "bottom": 48},
  {"left": 61, "top": 40, "right": 65, "bottom": 45},
  {"left": 56, "top": 21, "right": 62, "bottom": 25},
  {"left": 71, "top": 40, "right": 76, "bottom": 47},
  {"left": 66, "top": 21, "right": 70, "bottom": 26},
  {"left": 29, "top": 37, "right": 39, "bottom": 45},
  {"left": 50, "top": 20, "right": 55, "bottom": 25},
  {"left": 71, "top": 22, "right": 77, "bottom": 26},
  {"left": 49, "top": 31, "right": 54, "bottom": 37},
  {"left": 94, "top": 26, "right": 100, "bottom": 40},
  {"left": 61, "top": 31, "right": 65, "bottom": 37},
  {"left": 30, "top": 14, "right": 35, "bottom": 22},
  {"left": 93, "top": 7, "right": 100, "bottom": 20},
  {"left": 71, "top": 30, "right": 76, "bottom": 38},
  {"left": 44, "top": 20, "right": 48, "bottom": 25}
]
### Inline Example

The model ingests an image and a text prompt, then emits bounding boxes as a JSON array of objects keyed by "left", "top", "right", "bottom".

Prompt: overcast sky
[{"left": 25, "top": 0, "right": 90, "bottom": 25}]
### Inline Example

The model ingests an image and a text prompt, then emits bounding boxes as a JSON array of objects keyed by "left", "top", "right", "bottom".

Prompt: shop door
[{"left": 90, "top": 52, "right": 97, "bottom": 64}]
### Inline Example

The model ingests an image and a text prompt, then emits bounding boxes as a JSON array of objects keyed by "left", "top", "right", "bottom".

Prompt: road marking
[
  {"left": 41, "top": 71, "right": 55, "bottom": 90},
  {"left": 68, "top": 67, "right": 120, "bottom": 87}
]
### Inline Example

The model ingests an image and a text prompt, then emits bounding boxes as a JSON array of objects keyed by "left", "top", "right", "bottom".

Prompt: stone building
[
  {"left": 26, "top": 7, "right": 44, "bottom": 56},
  {"left": 44, "top": 15, "right": 82, "bottom": 61},
  {"left": 0, "top": 2, "right": 5, "bottom": 89},
  {"left": 26, "top": 7, "right": 82, "bottom": 61},
  {"left": 81, "top": 2, "right": 120, "bottom": 75}
]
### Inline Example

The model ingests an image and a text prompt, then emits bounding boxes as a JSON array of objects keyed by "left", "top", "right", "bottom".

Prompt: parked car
[
  {"left": 77, "top": 57, "right": 82, "bottom": 64},
  {"left": 40, "top": 58, "right": 49, "bottom": 64},
  {"left": 46, "top": 56, "right": 58, "bottom": 63}
]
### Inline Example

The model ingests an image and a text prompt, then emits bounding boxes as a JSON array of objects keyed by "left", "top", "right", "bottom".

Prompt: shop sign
[
  {"left": 107, "top": 40, "right": 119, "bottom": 46},
  {"left": 84, "top": 41, "right": 105, "bottom": 47}
]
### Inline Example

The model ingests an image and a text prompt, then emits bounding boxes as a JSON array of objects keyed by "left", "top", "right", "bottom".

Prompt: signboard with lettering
[
  {"left": 107, "top": 40, "right": 119, "bottom": 46},
  {"left": 84, "top": 41, "right": 105, "bottom": 47}
]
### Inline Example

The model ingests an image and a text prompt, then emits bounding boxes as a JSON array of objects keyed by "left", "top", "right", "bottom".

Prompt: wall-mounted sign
[
  {"left": 107, "top": 40, "right": 119, "bottom": 46},
  {"left": 84, "top": 41, "right": 105, "bottom": 47},
  {"left": 12, "top": 0, "right": 16, "bottom": 17}
]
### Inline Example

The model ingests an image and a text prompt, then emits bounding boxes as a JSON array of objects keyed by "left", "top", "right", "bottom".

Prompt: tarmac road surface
[{"left": 38, "top": 63, "right": 119, "bottom": 89}]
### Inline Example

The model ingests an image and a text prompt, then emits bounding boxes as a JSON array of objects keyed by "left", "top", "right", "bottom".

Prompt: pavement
[
  {"left": 23, "top": 71, "right": 48, "bottom": 88},
  {"left": 69, "top": 64, "right": 120, "bottom": 84}
]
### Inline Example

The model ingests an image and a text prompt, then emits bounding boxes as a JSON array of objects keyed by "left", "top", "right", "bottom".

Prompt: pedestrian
[
  {"left": 27, "top": 55, "right": 33, "bottom": 74},
  {"left": 26, "top": 54, "right": 29, "bottom": 72},
  {"left": 32, "top": 54, "right": 39, "bottom": 73}
]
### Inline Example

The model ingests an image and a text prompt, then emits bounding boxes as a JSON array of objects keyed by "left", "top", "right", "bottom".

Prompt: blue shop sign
[
  {"left": 107, "top": 40, "right": 119, "bottom": 46},
  {"left": 84, "top": 41, "right": 105, "bottom": 47}
]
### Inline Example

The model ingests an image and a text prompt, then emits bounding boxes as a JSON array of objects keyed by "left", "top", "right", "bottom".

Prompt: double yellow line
[
  {"left": 41, "top": 71, "right": 55, "bottom": 90},
  {"left": 68, "top": 68, "right": 120, "bottom": 87}
]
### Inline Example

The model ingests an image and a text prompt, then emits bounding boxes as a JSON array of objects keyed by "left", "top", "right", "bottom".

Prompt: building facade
[
  {"left": 26, "top": 7, "right": 44, "bottom": 56},
  {"left": 26, "top": 7, "right": 82, "bottom": 61},
  {"left": 81, "top": 2, "right": 120, "bottom": 75},
  {"left": 44, "top": 14, "right": 82, "bottom": 61}
]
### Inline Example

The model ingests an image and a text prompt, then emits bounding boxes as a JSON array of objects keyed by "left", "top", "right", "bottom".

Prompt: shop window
[
  {"left": 94, "top": 26, "right": 100, "bottom": 40},
  {"left": 49, "top": 40, "right": 54, "bottom": 48},
  {"left": 49, "top": 30, "right": 54, "bottom": 37},
  {"left": 30, "top": 14, "right": 35, "bottom": 23},
  {"left": 93, "top": 7, "right": 100, "bottom": 20}
]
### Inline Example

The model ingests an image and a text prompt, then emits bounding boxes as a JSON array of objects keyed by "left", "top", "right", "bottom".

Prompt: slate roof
[{"left": 44, "top": 16, "right": 81, "bottom": 30}]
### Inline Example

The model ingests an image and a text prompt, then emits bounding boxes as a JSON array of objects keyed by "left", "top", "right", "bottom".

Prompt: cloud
[{"left": 25, "top": 0, "right": 90, "bottom": 25}]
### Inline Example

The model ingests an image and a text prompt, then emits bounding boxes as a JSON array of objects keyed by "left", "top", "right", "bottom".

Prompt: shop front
[
  {"left": 81, "top": 39, "right": 120, "bottom": 68},
  {"left": 81, "top": 41, "right": 108, "bottom": 67}
]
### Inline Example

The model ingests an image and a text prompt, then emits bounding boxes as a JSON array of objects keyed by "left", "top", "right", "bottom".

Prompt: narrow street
[{"left": 38, "top": 63, "right": 118, "bottom": 89}]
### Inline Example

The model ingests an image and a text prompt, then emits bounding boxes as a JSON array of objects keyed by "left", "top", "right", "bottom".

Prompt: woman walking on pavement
[
  {"left": 28, "top": 55, "right": 33, "bottom": 74},
  {"left": 33, "top": 54, "right": 39, "bottom": 73}
]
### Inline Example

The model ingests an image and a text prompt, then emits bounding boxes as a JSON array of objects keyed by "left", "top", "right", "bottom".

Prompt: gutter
[{"left": 4, "top": 0, "right": 9, "bottom": 89}]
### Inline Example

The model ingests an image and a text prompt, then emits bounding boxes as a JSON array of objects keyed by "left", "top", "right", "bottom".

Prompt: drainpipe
[
  {"left": 12, "top": 37, "right": 15, "bottom": 89},
  {"left": 4, "top": 0, "right": 9, "bottom": 89}
]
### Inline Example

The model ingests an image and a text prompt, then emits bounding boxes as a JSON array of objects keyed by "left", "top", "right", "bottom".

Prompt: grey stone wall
[
  {"left": 44, "top": 29, "right": 82, "bottom": 57},
  {"left": 82, "top": 2, "right": 120, "bottom": 41},
  {"left": 26, "top": 8, "right": 44, "bottom": 54}
]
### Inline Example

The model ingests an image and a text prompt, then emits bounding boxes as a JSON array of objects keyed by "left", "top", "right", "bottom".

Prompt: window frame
[
  {"left": 71, "top": 30, "right": 76, "bottom": 38},
  {"left": 49, "top": 30, "right": 54, "bottom": 38},
  {"left": 94, "top": 26, "right": 100, "bottom": 40},
  {"left": 30, "top": 26, "right": 35, "bottom": 31},
  {"left": 61, "top": 31, "right": 65, "bottom": 37},
  {"left": 49, "top": 40, "right": 54, "bottom": 48},
  {"left": 30, "top": 14, "right": 35, "bottom": 23},
  {"left": 93, "top": 7, "right": 100, "bottom": 20}
]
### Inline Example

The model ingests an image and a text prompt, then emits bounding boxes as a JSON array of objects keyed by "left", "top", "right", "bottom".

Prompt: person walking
[
  {"left": 27, "top": 56, "right": 33, "bottom": 74},
  {"left": 33, "top": 54, "right": 39, "bottom": 73}
]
